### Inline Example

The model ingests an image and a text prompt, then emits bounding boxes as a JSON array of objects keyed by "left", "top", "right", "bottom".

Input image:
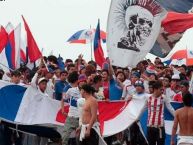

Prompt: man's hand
[{"left": 85, "top": 127, "right": 91, "bottom": 137}]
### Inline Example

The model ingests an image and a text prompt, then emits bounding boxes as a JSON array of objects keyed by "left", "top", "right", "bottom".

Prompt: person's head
[
  {"left": 171, "top": 74, "right": 181, "bottom": 88},
  {"left": 148, "top": 81, "right": 155, "bottom": 94},
  {"left": 85, "top": 64, "right": 96, "bottom": 77},
  {"left": 123, "top": 67, "right": 130, "bottom": 79},
  {"left": 102, "top": 69, "right": 109, "bottom": 82},
  {"left": 183, "top": 93, "right": 193, "bottom": 107},
  {"left": 11, "top": 70, "right": 21, "bottom": 84},
  {"left": 149, "top": 73, "right": 157, "bottom": 81},
  {"left": 80, "top": 84, "right": 95, "bottom": 98},
  {"left": 178, "top": 65, "right": 186, "bottom": 75},
  {"left": 134, "top": 80, "right": 144, "bottom": 94},
  {"left": 156, "top": 62, "right": 164, "bottom": 70},
  {"left": 154, "top": 57, "right": 161, "bottom": 65},
  {"left": 55, "top": 68, "right": 61, "bottom": 78},
  {"left": 47, "top": 55, "right": 58, "bottom": 65},
  {"left": 79, "top": 65, "right": 86, "bottom": 74},
  {"left": 116, "top": 71, "right": 126, "bottom": 82},
  {"left": 46, "top": 66, "right": 55, "bottom": 79},
  {"left": 78, "top": 74, "right": 87, "bottom": 88},
  {"left": 152, "top": 80, "right": 163, "bottom": 97},
  {"left": 180, "top": 80, "right": 189, "bottom": 96},
  {"left": 38, "top": 77, "right": 48, "bottom": 93},
  {"left": 0, "top": 69, "right": 4, "bottom": 80},
  {"left": 162, "top": 76, "right": 171, "bottom": 88},
  {"left": 131, "top": 72, "right": 140, "bottom": 84},
  {"left": 67, "top": 71, "right": 79, "bottom": 84},
  {"left": 88, "top": 60, "right": 97, "bottom": 70},
  {"left": 67, "top": 64, "right": 76, "bottom": 74},
  {"left": 93, "top": 75, "right": 103, "bottom": 88},
  {"left": 60, "top": 70, "right": 68, "bottom": 81}
]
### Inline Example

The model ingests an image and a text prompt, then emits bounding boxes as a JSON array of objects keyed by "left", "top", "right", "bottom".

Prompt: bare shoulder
[{"left": 90, "top": 97, "right": 98, "bottom": 106}]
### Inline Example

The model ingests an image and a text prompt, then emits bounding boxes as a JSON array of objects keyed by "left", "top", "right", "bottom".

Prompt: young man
[
  {"left": 171, "top": 93, "right": 193, "bottom": 145},
  {"left": 129, "top": 81, "right": 149, "bottom": 145},
  {"left": 78, "top": 84, "right": 106, "bottom": 145},
  {"left": 54, "top": 70, "right": 68, "bottom": 100},
  {"left": 146, "top": 80, "right": 175, "bottom": 145},
  {"left": 62, "top": 73, "right": 86, "bottom": 145}
]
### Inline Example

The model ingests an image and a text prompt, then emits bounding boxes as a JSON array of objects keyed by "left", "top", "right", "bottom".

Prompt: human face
[
  {"left": 39, "top": 81, "right": 47, "bottom": 93},
  {"left": 178, "top": 67, "right": 186, "bottom": 74},
  {"left": 148, "top": 86, "right": 154, "bottom": 94},
  {"left": 153, "top": 87, "right": 163, "bottom": 97},
  {"left": 180, "top": 85, "right": 189, "bottom": 95},
  {"left": 131, "top": 76, "right": 138, "bottom": 84},
  {"left": 135, "top": 86, "right": 144, "bottom": 94},
  {"left": 102, "top": 71, "right": 108, "bottom": 81},
  {"left": 60, "top": 73, "right": 68, "bottom": 81},
  {"left": 68, "top": 67, "right": 76, "bottom": 74},
  {"left": 12, "top": 76, "right": 21, "bottom": 84},
  {"left": 78, "top": 81, "right": 87, "bottom": 88},
  {"left": 162, "top": 78, "right": 170, "bottom": 87},
  {"left": 55, "top": 69, "right": 61, "bottom": 78},
  {"left": 117, "top": 73, "right": 125, "bottom": 82}
]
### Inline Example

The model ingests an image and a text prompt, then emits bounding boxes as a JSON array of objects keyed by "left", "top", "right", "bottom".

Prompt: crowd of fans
[{"left": 0, "top": 54, "right": 193, "bottom": 145}]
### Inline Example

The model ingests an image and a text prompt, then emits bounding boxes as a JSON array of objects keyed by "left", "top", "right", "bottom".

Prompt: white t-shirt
[
  {"left": 45, "top": 79, "right": 54, "bottom": 99},
  {"left": 122, "top": 84, "right": 136, "bottom": 100},
  {"left": 66, "top": 87, "right": 82, "bottom": 118}
]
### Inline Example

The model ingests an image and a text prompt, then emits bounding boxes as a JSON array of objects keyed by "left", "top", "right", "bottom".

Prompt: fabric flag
[
  {"left": 22, "top": 16, "right": 42, "bottom": 62},
  {"left": 150, "top": 12, "right": 193, "bottom": 58},
  {"left": 140, "top": 102, "right": 184, "bottom": 145},
  {"left": 0, "top": 80, "right": 62, "bottom": 138},
  {"left": 0, "top": 25, "right": 8, "bottom": 53},
  {"left": 94, "top": 20, "right": 106, "bottom": 68},
  {"left": 107, "top": 0, "right": 166, "bottom": 67},
  {"left": 20, "top": 38, "right": 28, "bottom": 64},
  {"left": 163, "top": 49, "right": 193, "bottom": 66},
  {"left": 157, "top": 0, "right": 193, "bottom": 13},
  {"left": 0, "top": 23, "right": 21, "bottom": 70},
  {"left": 57, "top": 97, "right": 147, "bottom": 137}
]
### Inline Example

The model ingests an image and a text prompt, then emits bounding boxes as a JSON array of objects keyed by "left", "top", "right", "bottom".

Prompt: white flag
[{"left": 107, "top": 0, "right": 167, "bottom": 67}]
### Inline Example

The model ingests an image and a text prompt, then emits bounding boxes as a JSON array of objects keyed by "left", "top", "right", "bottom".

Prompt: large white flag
[{"left": 107, "top": 0, "right": 167, "bottom": 67}]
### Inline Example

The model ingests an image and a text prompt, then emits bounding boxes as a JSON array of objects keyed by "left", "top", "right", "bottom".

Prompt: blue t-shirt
[
  {"left": 109, "top": 79, "right": 123, "bottom": 100},
  {"left": 55, "top": 80, "right": 68, "bottom": 100}
]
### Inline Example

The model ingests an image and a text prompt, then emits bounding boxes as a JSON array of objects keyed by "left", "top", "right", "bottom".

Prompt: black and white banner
[{"left": 107, "top": 0, "right": 166, "bottom": 67}]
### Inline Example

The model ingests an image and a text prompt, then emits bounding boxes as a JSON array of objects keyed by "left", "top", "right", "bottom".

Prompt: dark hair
[
  {"left": 11, "top": 70, "right": 21, "bottom": 77},
  {"left": 183, "top": 93, "right": 193, "bottom": 107},
  {"left": 152, "top": 80, "right": 163, "bottom": 89},
  {"left": 81, "top": 84, "right": 95, "bottom": 94},
  {"left": 93, "top": 75, "right": 102, "bottom": 84},
  {"left": 88, "top": 60, "right": 97, "bottom": 69},
  {"left": 67, "top": 64, "right": 75, "bottom": 71},
  {"left": 67, "top": 71, "right": 78, "bottom": 83},
  {"left": 116, "top": 71, "right": 126, "bottom": 80},
  {"left": 148, "top": 81, "right": 156, "bottom": 88},
  {"left": 60, "top": 70, "right": 68, "bottom": 76},
  {"left": 47, "top": 55, "right": 58, "bottom": 65},
  {"left": 65, "top": 59, "right": 73, "bottom": 63},
  {"left": 102, "top": 69, "right": 109, "bottom": 75}
]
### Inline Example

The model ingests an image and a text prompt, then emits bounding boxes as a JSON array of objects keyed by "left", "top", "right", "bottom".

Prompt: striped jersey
[{"left": 147, "top": 95, "right": 174, "bottom": 127}]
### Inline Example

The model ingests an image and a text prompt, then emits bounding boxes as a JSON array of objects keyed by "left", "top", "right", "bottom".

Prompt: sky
[{"left": 1, "top": 0, "right": 193, "bottom": 62}]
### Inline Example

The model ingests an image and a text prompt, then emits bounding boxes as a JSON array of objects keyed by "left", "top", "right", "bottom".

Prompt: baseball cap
[
  {"left": 134, "top": 80, "right": 144, "bottom": 88},
  {"left": 172, "top": 74, "right": 180, "bottom": 80},
  {"left": 78, "top": 74, "right": 87, "bottom": 83},
  {"left": 38, "top": 77, "right": 48, "bottom": 84},
  {"left": 131, "top": 72, "right": 140, "bottom": 78}
]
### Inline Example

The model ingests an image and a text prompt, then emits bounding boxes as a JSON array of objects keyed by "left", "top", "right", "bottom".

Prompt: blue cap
[{"left": 131, "top": 72, "right": 140, "bottom": 78}]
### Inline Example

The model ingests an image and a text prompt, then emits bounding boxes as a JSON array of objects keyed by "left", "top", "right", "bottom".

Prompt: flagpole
[
  {"left": 0, "top": 62, "right": 14, "bottom": 72},
  {"left": 90, "top": 25, "right": 93, "bottom": 61}
]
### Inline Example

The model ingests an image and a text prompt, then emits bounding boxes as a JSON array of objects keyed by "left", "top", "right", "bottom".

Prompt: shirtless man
[
  {"left": 171, "top": 93, "right": 193, "bottom": 145},
  {"left": 78, "top": 84, "right": 99, "bottom": 145}
]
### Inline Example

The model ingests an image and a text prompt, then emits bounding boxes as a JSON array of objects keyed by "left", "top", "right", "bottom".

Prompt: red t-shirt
[{"left": 103, "top": 81, "right": 109, "bottom": 100}]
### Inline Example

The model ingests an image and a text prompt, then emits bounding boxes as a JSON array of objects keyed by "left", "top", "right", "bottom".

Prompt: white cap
[
  {"left": 38, "top": 77, "right": 48, "bottom": 84},
  {"left": 172, "top": 74, "right": 180, "bottom": 80}
]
